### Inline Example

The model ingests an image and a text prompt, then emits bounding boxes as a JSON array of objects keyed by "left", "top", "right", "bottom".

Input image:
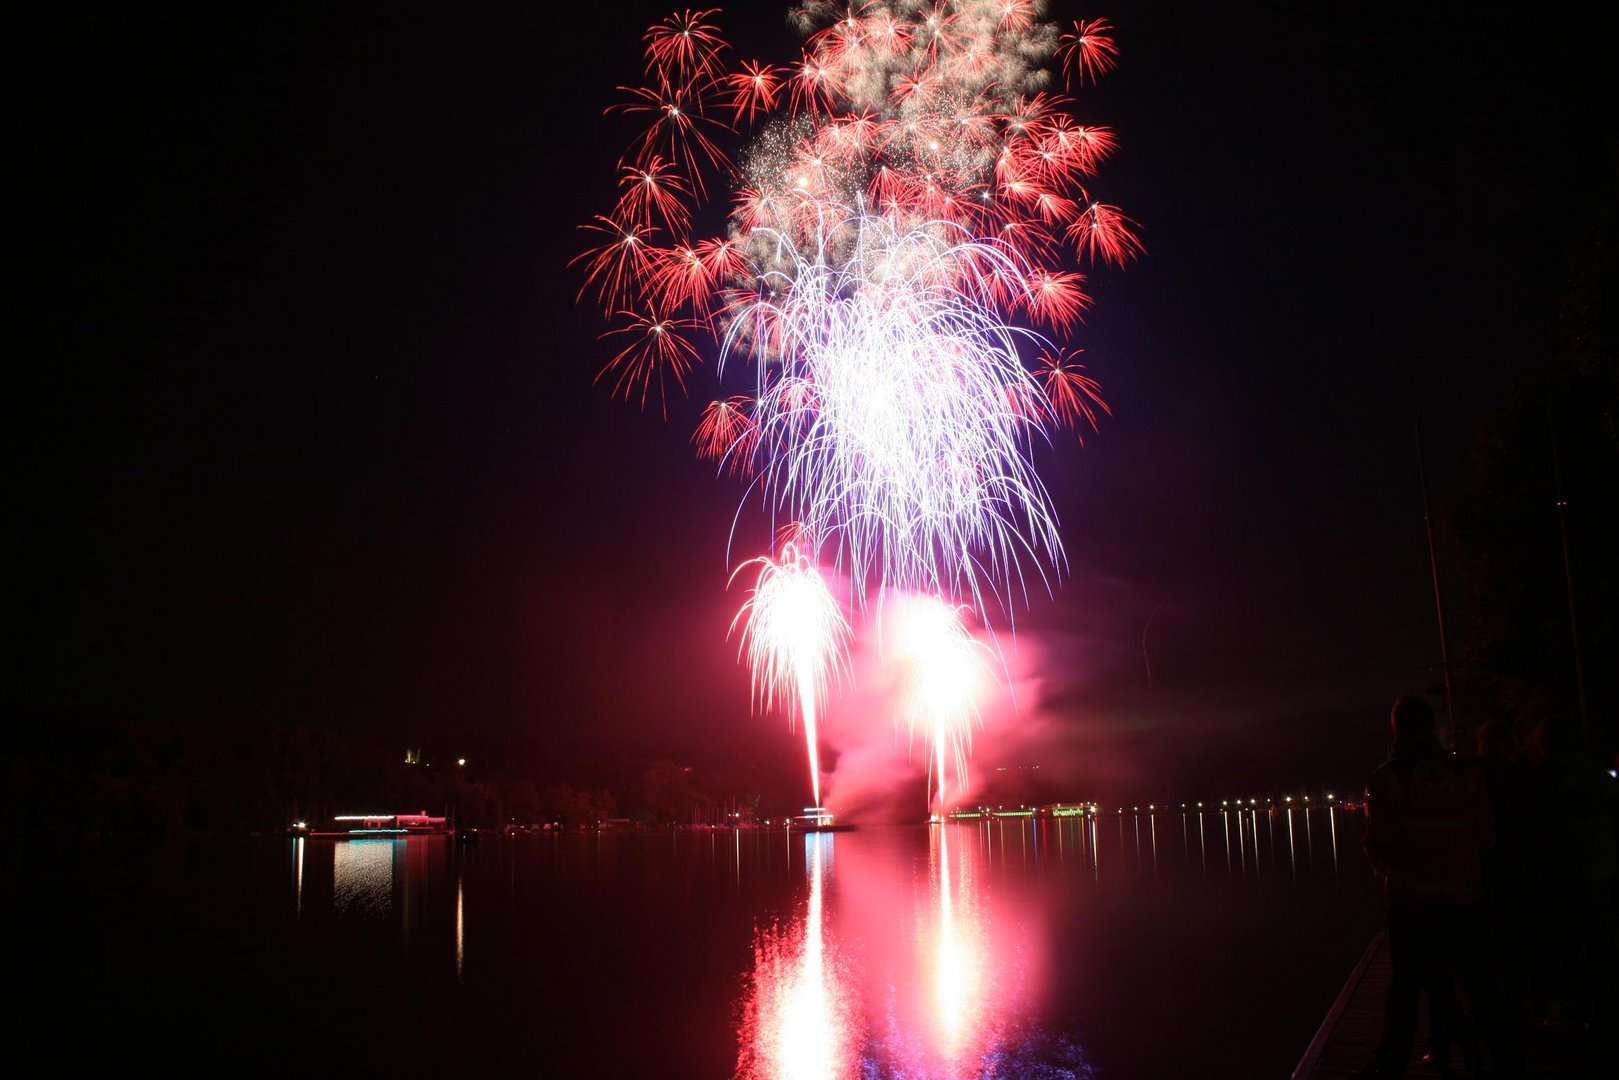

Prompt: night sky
[{"left": 18, "top": 3, "right": 1617, "bottom": 804}]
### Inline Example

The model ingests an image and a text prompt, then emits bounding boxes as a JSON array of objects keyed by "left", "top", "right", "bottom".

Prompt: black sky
[{"left": 16, "top": 2, "right": 1617, "bottom": 800}]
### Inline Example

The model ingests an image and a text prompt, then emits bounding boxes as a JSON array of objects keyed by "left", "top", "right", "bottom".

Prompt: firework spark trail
[
  {"left": 890, "top": 594, "right": 989, "bottom": 815},
  {"left": 731, "top": 537, "right": 850, "bottom": 806},
  {"left": 725, "top": 206, "right": 1063, "bottom": 611},
  {"left": 579, "top": 1, "right": 1136, "bottom": 611}
]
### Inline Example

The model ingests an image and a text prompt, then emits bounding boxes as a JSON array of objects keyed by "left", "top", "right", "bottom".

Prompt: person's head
[{"left": 1390, "top": 695, "right": 1436, "bottom": 742}]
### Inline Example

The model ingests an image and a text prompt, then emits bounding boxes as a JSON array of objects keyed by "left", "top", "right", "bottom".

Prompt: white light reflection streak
[
  {"left": 293, "top": 836, "right": 304, "bottom": 915},
  {"left": 333, "top": 839, "right": 395, "bottom": 916},
  {"left": 456, "top": 874, "right": 465, "bottom": 981},
  {"left": 1252, "top": 809, "right": 1262, "bottom": 880},
  {"left": 785, "top": 835, "right": 844, "bottom": 1080},
  {"left": 738, "top": 833, "right": 854, "bottom": 1080},
  {"left": 1286, "top": 809, "right": 1296, "bottom": 878},
  {"left": 1329, "top": 805, "right": 1340, "bottom": 881},
  {"left": 1223, "top": 810, "right": 1233, "bottom": 876},
  {"left": 929, "top": 825, "right": 984, "bottom": 1067},
  {"left": 1198, "top": 812, "right": 1207, "bottom": 875}
]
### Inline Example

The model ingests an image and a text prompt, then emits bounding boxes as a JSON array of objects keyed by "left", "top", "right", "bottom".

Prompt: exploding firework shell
[
  {"left": 577, "top": 2, "right": 1135, "bottom": 609},
  {"left": 726, "top": 206, "right": 1064, "bottom": 611}
]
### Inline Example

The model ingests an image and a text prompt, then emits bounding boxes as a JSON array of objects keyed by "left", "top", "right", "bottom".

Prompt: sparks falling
[
  {"left": 577, "top": 0, "right": 1135, "bottom": 609},
  {"left": 731, "top": 536, "right": 851, "bottom": 808}
]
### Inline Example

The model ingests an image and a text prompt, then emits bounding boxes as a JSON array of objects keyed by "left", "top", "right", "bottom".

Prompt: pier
[{"left": 1293, "top": 932, "right": 1598, "bottom": 1078}]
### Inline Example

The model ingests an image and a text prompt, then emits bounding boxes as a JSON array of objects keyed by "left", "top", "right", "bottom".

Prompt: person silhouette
[{"left": 1352, "top": 696, "right": 1522, "bottom": 1078}]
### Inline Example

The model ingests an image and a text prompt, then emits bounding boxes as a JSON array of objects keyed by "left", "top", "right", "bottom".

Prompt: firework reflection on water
[{"left": 736, "top": 826, "right": 1059, "bottom": 1079}]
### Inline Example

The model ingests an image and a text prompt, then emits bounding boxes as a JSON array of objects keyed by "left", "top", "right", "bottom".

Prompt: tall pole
[
  {"left": 1549, "top": 407, "right": 1590, "bottom": 749},
  {"left": 1415, "top": 421, "right": 1457, "bottom": 739}
]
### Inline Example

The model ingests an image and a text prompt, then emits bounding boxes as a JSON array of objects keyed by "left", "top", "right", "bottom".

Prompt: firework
[
  {"left": 731, "top": 536, "right": 850, "bottom": 806},
  {"left": 578, "top": 1, "right": 1136, "bottom": 608},
  {"left": 580, "top": 4, "right": 1137, "bottom": 813},
  {"left": 890, "top": 593, "right": 989, "bottom": 815},
  {"left": 725, "top": 205, "right": 1064, "bottom": 611}
]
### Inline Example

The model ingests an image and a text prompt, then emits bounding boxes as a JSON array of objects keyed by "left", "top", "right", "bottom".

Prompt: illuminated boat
[
  {"left": 297, "top": 812, "right": 452, "bottom": 838},
  {"left": 789, "top": 807, "right": 857, "bottom": 832}
]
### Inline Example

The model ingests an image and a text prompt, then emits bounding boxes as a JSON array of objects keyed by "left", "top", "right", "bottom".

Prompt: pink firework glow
[
  {"left": 731, "top": 536, "right": 850, "bottom": 806},
  {"left": 734, "top": 827, "right": 1051, "bottom": 1076},
  {"left": 889, "top": 594, "right": 990, "bottom": 816},
  {"left": 736, "top": 835, "right": 858, "bottom": 1080}
]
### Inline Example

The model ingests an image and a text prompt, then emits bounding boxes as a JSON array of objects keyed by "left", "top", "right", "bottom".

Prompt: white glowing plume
[
  {"left": 889, "top": 593, "right": 990, "bottom": 814},
  {"left": 725, "top": 207, "right": 1063, "bottom": 613},
  {"left": 731, "top": 538, "right": 851, "bottom": 806}
]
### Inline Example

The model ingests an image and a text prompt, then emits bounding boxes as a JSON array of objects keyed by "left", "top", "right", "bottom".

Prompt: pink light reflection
[
  {"left": 736, "top": 835, "right": 860, "bottom": 1080},
  {"left": 927, "top": 824, "right": 987, "bottom": 1065},
  {"left": 853, "top": 823, "right": 1054, "bottom": 1074},
  {"left": 735, "top": 826, "right": 1050, "bottom": 1078}
]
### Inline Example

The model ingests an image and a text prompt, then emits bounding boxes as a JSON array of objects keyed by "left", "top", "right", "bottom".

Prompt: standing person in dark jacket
[{"left": 1352, "top": 696, "right": 1522, "bottom": 1079}]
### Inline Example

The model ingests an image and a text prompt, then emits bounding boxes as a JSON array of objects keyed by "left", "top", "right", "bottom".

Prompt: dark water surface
[{"left": 16, "top": 810, "right": 1379, "bottom": 1077}]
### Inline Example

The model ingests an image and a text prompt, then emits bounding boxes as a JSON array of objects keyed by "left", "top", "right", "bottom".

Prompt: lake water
[{"left": 17, "top": 809, "right": 1380, "bottom": 1077}]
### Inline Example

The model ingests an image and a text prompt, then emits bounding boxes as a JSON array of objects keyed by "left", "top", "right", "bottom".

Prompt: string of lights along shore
[{"left": 575, "top": 3, "right": 1137, "bottom": 816}]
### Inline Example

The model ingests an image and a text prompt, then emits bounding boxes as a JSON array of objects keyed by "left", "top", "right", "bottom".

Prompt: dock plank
[{"left": 1294, "top": 932, "right": 1603, "bottom": 1078}]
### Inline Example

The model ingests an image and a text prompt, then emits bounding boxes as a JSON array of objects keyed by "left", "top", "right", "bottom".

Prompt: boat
[
  {"left": 296, "top": 812, "right": 453, "bottom": 838},
  {"left": 788, "top": 807, "right": 857, "bottom": 833}
]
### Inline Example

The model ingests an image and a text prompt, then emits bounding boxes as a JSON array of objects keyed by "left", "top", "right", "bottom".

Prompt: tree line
[{"left": 0, "top": 715, "right": 747, "bottom": 840}]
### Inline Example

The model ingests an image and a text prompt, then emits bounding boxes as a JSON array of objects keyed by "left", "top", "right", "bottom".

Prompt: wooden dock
[
  {"left": 1293, "top": 932, "right": 1396, "bottom": 1078},
  {"left": 1293, "top": 932, "right": 1601, "bottom": 1078}
]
